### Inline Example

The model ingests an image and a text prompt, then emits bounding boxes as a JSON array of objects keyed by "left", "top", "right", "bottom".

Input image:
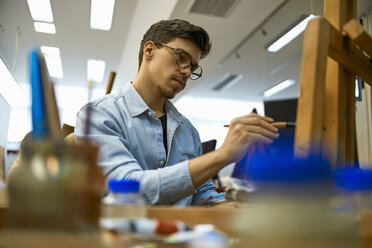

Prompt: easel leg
[
  {"left": 294, "top": 18, "right": 330, "bottom": 158},
  {"left": 323, "top": 0, "right": 356, "bottom": 167}
]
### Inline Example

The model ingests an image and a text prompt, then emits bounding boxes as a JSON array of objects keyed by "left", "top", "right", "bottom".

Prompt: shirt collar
[
  {"left": 122, "top": 82, "right": 150, "bottom": 117},
  {"left": 165, "top": 100, "right": 183, "bottom": 125},
  {"left": 122, "top": 82, "right": 183, "bottom": 125}
]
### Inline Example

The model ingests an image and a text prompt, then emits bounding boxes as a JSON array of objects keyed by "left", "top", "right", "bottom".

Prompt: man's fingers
[
  {"left": 231, "top": 116, "right": 278, "bottom": 133},
  {"left": 248, "top": 113, "right": 274, "bottom": 123},
  {"left": 244, "top": 125, "right": 279, "bottom": 139},
  {"left": 253, "top": 118, "right": 278, "bottom": 133},
  {"left": 248, "top": 132, "right": 274, "bottom": 144},
  {"left": 236, "top": 113, "right": 274, "bottom": 123}
]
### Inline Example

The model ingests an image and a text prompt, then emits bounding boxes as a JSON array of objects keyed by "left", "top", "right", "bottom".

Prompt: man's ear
[{"left": 143, "top": 41, "right": 155, "bottom": 60}]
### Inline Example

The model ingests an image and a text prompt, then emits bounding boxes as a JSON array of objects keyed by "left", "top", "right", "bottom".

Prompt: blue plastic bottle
[{"left": 102, "top": 179, "right": 147, "bottom": 219}]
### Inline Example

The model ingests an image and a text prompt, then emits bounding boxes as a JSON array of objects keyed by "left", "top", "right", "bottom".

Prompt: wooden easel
[{"left": 294, "top": 0, "right": 372, "bottom": 167}]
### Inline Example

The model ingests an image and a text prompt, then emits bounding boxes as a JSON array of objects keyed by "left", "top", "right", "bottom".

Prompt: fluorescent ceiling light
[
  {"left": 213, "top": 73, "right": 244, "bottom": 92},
  {"left": 34, "top": 22, "right": 56, "bottom": 34},
  {"left": 263, "top": 79, "right": 296, "bottom": 97},
  {"left": 0, "top": 58, "right": 26, "bottom": 107},
  {"left": 266, "top": 15, "right": 316, "bottom": 52},
  {"left": 40, "top": 46, "right": 60, "bottom": 56},
  {"left": 44, "top": 55, "right": 63, "bottom": 79},
  {"left": 90, "top": 0, "right": 115, "bottom": 31},
  {"left": 27, "top": 0, "right": 54, "bottom": 22},
  {"left": 87, "top": 59, "right": 106, "bottom": 82}
]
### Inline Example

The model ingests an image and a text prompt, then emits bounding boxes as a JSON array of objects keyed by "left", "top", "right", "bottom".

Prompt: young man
[{"left": 75, "top": 19, "right": 279, "bottom": 205}]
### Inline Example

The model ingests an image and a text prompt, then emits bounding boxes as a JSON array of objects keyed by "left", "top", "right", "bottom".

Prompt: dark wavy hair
[{"left": 138, "top": 19, "right": 211, "bottom": 70}]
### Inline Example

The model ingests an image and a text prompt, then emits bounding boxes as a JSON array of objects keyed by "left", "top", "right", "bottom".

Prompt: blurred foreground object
[
  {"left": 101, "top": 217, "right": 228, "bottom": 247},
  {"left": 220, "top": 176, "right": 255, "bottom": 202},
  {"left": 231, "top": 155, "right": 360, "bottom": 247},
  {"left": 61, "top": 123, "right": 75, "bottom": 138},
  {"left": 6, "top": 48, "right": 104, "bottom": 231},
  {"left": 100, "top": 218, "right": 188, "bottom": 236},
  {"left": 333, "top": 167, "right": 372, "bottom": 247},
  {"left": 6, "top": 132, "right": 32, "bottom": 183},
  {"left": 101, "top": 179, "right": 147, "bottom": 219},
  {"left": 7, "top": 141, "right": 104, "bottom": 231}
]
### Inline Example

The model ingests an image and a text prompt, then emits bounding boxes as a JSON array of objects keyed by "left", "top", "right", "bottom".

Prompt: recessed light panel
[
  {"left": 27, "top": 0, "right": 54, "bottom": 22},
  {"left": 40, "top": 46, "right": 60, "bottom": 56},
  {"left": 266, "top": 15, "right": 316, "bottom": 52},
  {"left": 34, "top": 22, "right": 56, "bottom": 34},
  {"left": 90, "top": 0, "right": 115, "bottom": 31},
  {"left": 263, "top": 79, "right": 296, "bottom": 97}
]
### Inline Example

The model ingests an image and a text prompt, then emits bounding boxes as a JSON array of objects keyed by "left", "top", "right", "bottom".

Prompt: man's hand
[
  {"left": 218, "top": 113, "right": 279, "bottom": 164},
  {"left": 188, "top": 112, "right": 279, "bottom": 189}
]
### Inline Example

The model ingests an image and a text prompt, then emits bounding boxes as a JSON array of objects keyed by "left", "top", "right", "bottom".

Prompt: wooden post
[
  {"left": 49, "top": 82, "right": 61, "bottom": 136},
  {"left": 294, "top": 18, "right": 330, "bottom": 157},
  {"left": 105, "top": 71, "right": 116, "bottom": 95},
  {"left": 323, "top": 0, "right": 356, "bottom": 167},
  {"left": 0, "top": 146, "right": 5, "bottom": 183},
  {"left": 343, "top": 19, "right": 372, "bottom": 57}
]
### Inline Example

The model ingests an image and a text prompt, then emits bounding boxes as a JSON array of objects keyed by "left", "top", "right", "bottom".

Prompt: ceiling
[{"left": 1, "top": 0, "right": 371, "bottom": 106}]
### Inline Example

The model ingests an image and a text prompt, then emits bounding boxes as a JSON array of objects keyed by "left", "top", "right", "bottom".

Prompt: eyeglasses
[{"left": 155, "top": 43, "right": 203, "bottom": 80}]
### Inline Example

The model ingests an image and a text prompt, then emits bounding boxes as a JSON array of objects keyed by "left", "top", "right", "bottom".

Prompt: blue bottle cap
[
  {"left": 249, "top": 154, "right": 332, "bottom": 183},
  {"left": 334, "top": 167, "right": 372, "bottom": 191},
  {"left": 109, "top": 179, "right": 140, "bottom": 193}
]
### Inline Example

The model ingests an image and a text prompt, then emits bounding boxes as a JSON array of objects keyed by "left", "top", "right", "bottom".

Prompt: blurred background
[{"left": 1, "top": 0, "right": 371, "bottom": 174}]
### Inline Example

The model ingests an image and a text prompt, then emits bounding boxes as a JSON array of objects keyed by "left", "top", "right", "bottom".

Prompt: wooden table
[{"left": 0, "top": 187, "right": 366, "bottom": 248}]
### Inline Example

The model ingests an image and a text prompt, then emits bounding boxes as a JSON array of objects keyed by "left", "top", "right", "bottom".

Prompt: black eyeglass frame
[{"left": 154, "top": 42, "right": 203, "bottom": 80}]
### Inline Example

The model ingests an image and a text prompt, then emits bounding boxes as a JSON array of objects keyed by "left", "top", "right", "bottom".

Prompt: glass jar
[
  {"left": 7, "top": 139, "right": 105, "bottom": 231},
  {"left": 101, "top": 179, "right": 147, "bottom": 219},
  {"left": 230, "top": 154, "right": 360, "bottom": 248},
  {"left": 333, "top": 167, "right": 372, "bottom": 246}
]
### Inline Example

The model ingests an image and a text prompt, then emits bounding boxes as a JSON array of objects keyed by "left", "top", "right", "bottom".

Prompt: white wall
[
  {"left": 0, "top": 94, "right": 11, "bottom": 174},
  {"left": 0, "top": 94, "right": 10, "bottom": 149}
]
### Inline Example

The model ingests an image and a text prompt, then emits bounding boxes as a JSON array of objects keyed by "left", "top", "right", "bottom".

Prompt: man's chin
[
  {"left": 162, "top": 89, "right": 179, "bottom": 99},
  {"left": 164, "top": 94, "right": 175, "bottom": 100}
]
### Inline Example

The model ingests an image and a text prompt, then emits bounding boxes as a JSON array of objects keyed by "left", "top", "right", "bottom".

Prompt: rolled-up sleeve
[
  {"left": 191, "top": 180, "right": 221, "bottom": 205},
  {"left": 75, "top": 103, "right": 196, "bottom": 205}
]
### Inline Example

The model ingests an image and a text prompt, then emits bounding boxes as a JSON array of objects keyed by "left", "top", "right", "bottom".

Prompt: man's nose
[{"left": 179, "top": 66, "right": 191, "bottom": 77}]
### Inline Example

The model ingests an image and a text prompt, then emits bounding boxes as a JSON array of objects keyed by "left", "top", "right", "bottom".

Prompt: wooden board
[
  {"left": 323, "top": 0, "right": 356, "bottom": 167},
  {"left": 147, "top": 206, "right": 245, "bottom": 235},
  {"left": 294, "top": 18, "right": 330, "bottom": 157},
  {"left": 328, "top": 24, "right": 372, "bottom": 85},
  {"left": 343, "top": 19, "right": 372, "bottom": 57},
  {"left": 0, "top": 229, "right": 126, "bottom": 248}
]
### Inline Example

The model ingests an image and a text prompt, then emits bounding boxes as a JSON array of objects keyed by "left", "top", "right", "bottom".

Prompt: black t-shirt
[{"left": 158, "top": 115, "right": 167, "bottom": 155}]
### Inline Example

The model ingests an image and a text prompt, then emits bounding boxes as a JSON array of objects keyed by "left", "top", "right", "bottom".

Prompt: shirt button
[
  {"left": 158, "top": 130, "right": 162, "bottom": 135},
  {"left": 160, "top": 160, "right": 165, "bottom": 166}
]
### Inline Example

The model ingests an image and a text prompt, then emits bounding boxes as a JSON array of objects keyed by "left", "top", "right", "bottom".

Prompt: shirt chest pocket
[{"left": 181, "top": 150, "right": 196, "bottom": 161}]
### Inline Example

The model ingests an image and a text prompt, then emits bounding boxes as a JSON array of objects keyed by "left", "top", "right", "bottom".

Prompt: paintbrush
[{"left": 224, "top": 121, "right": 296, "bottom": 128}]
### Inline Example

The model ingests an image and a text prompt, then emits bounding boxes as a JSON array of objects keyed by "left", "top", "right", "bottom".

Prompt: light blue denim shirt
[{"left": 75, "top": 82, "right": 219, "bottom": 206}]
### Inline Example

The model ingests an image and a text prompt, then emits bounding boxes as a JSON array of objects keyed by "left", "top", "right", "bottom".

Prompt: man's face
[{"left": 149, "top": 38, "right": 201, "bottom": 99}]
